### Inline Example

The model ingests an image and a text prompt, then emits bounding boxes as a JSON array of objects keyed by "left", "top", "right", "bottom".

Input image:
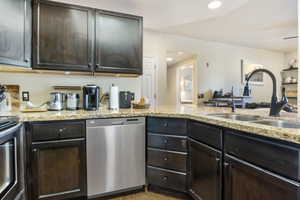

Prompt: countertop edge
[{"left": 17, "top": 110, "right": 300, "bottom": 145}]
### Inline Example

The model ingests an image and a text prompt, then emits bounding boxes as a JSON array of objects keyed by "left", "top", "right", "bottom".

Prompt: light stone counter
[{"left": 2, "top": 105, "right": 300, "bottom": 145}]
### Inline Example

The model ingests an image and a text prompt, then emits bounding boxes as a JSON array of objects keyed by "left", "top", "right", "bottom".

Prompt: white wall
[
  {"left": 0, "top": 73, "right": 141, "bottom": 105},
  {"left": 144, "top": 30, "right": 285, "bottom": 103}
]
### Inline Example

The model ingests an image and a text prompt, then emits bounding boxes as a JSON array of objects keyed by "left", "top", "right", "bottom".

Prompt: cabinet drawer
[
  {"left": 147, "top": 166, "right": 187, "bottom": 192},
  {"left": 189, "top": 121, "right": 222, "bottom": 149},
  {"left": 225, "top": 130, "right": 300, "bottom": 181},
  {"left": 148, "top": 149, "right": 187, "bottom": 172},
  {"left": 148, "top": 134, "right": 187, "bottom": 152},
  {"left": 147, "top": 117, "right": 187, "bottom": 135},
  {"left": 31, "top": 121, "right": 85, "bottom": 141}
]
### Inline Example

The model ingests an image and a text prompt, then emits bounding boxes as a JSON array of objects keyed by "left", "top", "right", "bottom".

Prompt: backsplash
[{"left": 0, "top": 72, "right": 142, "bottom": 106}]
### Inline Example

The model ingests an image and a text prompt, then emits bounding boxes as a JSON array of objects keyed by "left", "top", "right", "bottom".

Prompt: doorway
[
  {"left": 166, "top": 51, "right": 198, "bottom": 105},
  {"left": 179, "top": 65, "right": 194, "bottom": 104}
]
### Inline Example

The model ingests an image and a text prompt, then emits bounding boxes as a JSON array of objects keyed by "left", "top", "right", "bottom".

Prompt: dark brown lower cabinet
[
  {"left": 224, "top": 155, "right": 300, "bottom": 200},
  {"left": 147, "top": 166, "right": 187, "bottom": 193},
  {"left": 30, "top": 138, "right": 87, "bottom": 200},
  {"left": 188, "top": 138, "right": 222, "bottom": 200}
]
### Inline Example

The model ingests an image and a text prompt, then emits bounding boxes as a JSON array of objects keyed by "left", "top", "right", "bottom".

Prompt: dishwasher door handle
[{"left": 111, "top": 121, "right": 125, "bottom": 125}]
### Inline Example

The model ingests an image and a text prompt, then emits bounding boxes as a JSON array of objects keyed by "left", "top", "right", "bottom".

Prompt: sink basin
[
  {"left": 253, "top": 120, "right": 300, "bottom": 129},
  {"left": 208, "top": 113, "right": 262, "bottom": 122}
]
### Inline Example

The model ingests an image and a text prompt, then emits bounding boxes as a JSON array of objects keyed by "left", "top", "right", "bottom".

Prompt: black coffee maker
[{"left": 83, "top": 85, "right": 100, "bottom": 111}]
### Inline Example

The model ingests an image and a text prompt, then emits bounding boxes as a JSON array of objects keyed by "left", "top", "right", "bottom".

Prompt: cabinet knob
[
  {"left": 162, "top": 176, "right": 168, "bottom": 181},
  {"left": 59, "top": 128, "right": 66, "bottom": 133},
  {"left": 95, "top": 64, "right": 100, "bottom": 68},
  {"left": 88, "top": 63, "right": 93, "bottom": 68},
  {"left": 224, "top": 162, "right": 229, "bottom": 167},
  {"left": 164, "top": 157, "right": 168, "bottom": 161},
  {"left": 32, "top": 149, "right": 37, "bottom": 152},
  {"left": 164, "top": 139, "right": 168, "bottom": 144},
  {"left": 163, "top": 122, "right": 168, "bottom": 127},
  {"left": 24, "top": 59, "right": 30, "bottom": 63}
]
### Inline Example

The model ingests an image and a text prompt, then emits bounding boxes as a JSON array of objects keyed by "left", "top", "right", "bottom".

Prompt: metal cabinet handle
[
  {"left": 32, "top": 149, "right": 37, "bottom": 152},
  {"left": 216, "top": 158, "right": 221, "bottom": 176},
  {"left": 163, "top": 122, "right": 168, "bottom": 127},
  {"left": 164, "top": 139, "right": 168, "bottom": 144},
  {"left": 58, "top": 128, "right": 67, "bottom": 133},
  {"left": 88, "top": 63, "right": 93, "bottom": 68},
  {"left": 95, "top": 64, "right": 100, "bottom": 68},
  {"left": 162, "top": 176, "right": 168, "bottom": 181},
  {"left": 24, "top": 59, "right": 30, "bottom": 63},
  {"left": 224, "top": 162, "right": 231, "bottom": 175}
]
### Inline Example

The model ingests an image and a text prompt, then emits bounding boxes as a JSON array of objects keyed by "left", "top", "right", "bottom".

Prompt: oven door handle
[{"left": 0, "top": 123, "right": 22, "bottom": 138}]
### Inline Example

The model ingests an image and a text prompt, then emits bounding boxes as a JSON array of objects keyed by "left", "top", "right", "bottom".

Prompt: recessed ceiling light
[
  {"left": 166, "top": 57, "right": 173, "bottom": 62},
  {"left": 208, "top": 0, "right": 222, "bottom": 10},
  {"left": 178, "top": 51, "right": 184, "bottom": 55}
]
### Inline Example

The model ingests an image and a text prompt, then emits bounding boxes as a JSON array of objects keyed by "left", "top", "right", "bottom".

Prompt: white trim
[{"left": 142, "top": 56, "right": 158, "bottom": 106}]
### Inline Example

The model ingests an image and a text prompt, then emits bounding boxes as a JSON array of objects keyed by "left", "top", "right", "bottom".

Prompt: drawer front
[
  {"left": 31, "top": 121, "right": 85, "bottom": 141},
  {"left": 147, "top": 166, "right": 187, "bottom": 192},
  {"left": 147, "top": 117, "right": 187, "bottom": 135},
  {"left": 225, "top": 130, "right": 300, "bottom": 181},
  {"left": 148, "top": 134, "right": 187, "bottom": 152},
  {"left": 189, "top": 121, "right": 222, "bottom": 149},
  {"left": 148, "top": 149, "right": 187, "bottom": 172}
]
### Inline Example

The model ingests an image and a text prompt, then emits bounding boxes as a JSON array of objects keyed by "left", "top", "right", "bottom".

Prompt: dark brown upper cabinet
[
  {"left": 32, "top": 0, "right": 143, "bottom": 74},
  {"left": 0, "top": 0, "right": 31, "bottom": 68},
  {"left": 32, "top": 0, "right": 94, "bottom": 72},
  {"left": 94, "top": 10, "right": 143, "bottom": 74}
]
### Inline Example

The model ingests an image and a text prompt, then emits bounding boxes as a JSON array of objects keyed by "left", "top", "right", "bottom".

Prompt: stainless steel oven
[{"left": 0, "top": 117, "right": 24, "bottom": 200}]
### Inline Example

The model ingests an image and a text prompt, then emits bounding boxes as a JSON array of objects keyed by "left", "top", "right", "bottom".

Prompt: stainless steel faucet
[{"left": 243, "top": 68, "right": 288, "bottom": 117}]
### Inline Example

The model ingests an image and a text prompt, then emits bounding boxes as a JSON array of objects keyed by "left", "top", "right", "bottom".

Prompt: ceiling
[
  {"left": 166, "top": 51, "right": 196, "bottom": 66},
  {"left": 58, "top": 0, "right": 298, "bottom": 52}
]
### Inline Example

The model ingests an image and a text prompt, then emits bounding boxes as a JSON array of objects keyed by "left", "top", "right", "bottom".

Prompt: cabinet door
[
  {"left": 189, "top": 138, "right": 222, "bottom": 200},
  {"left": 95, "top": 10, "right": 143, "bottom": 74},
  {"left": 224, "top": 155, "right": 300, "bottom": 200},
  {"left": 30, "top": 139, "right": 86, "bottom": 200},
  {"left": 33, "top": 0, "right": 94, "bottom": 72},
  {"left": 0, "top": 0, "right": 31, "bottom": 67}
]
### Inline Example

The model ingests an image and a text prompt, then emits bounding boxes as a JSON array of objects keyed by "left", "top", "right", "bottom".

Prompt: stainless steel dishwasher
[{"left": 86, "top": 117, "right": 146, "bottom": 198}]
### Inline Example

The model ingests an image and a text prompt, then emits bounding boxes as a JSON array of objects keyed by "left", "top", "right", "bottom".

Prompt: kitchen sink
[
  {"left": 253, "top": 120, "right": 300, "bottom": 129},
  {"left": 208, "top": 113, "right": 262, "bottom": 122}
]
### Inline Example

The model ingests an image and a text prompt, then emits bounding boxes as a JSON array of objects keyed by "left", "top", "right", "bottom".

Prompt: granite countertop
[{"left": 2, "top": 105, "right": 300, "bottom": 145}]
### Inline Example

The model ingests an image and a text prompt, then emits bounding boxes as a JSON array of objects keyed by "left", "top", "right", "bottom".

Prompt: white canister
[{"left": 109, "top": 84, "right": 119, "bottom": 111}]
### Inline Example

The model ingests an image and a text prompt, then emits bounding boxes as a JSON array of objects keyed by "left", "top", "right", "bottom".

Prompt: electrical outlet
[{"left": 22, "top": 91, "right": 30, "bottom": 102}]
